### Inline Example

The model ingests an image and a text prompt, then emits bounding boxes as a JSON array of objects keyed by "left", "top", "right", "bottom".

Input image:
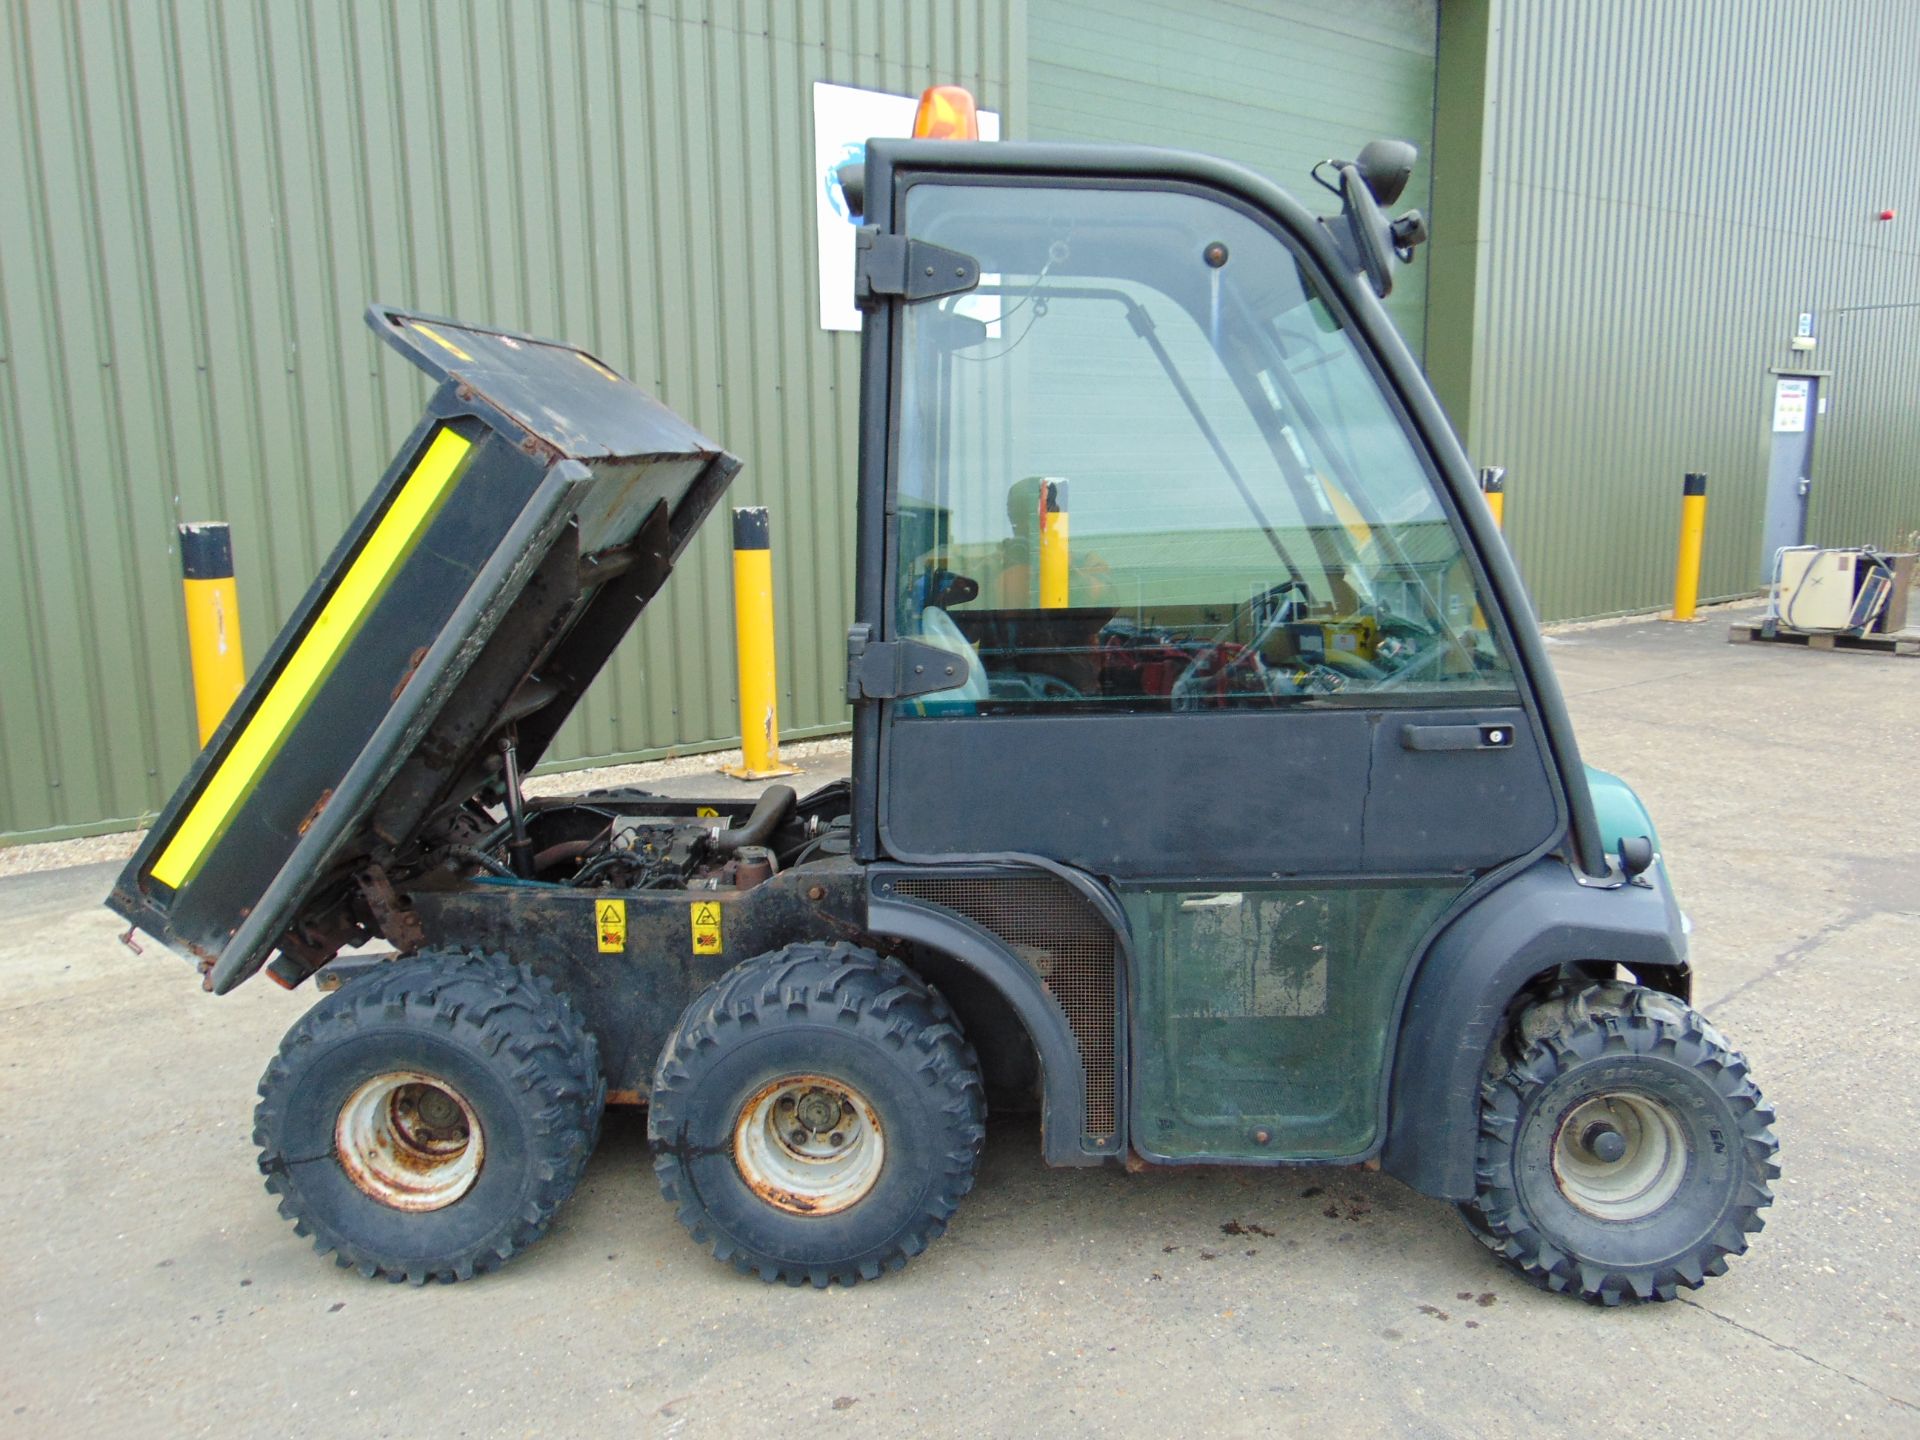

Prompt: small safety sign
[
  {"left": 690, "top": 900, "right": 723, "bottom": 955},
  {"left": 596, "top": 899, "right": 626, "bottom": 953}
]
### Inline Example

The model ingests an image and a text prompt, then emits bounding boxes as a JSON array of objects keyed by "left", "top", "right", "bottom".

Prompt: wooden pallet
[{"left": 1729, "top": 621, "right": 1920, "bottom": 657}]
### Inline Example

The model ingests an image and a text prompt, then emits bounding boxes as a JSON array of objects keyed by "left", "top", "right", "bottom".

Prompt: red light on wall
[{"left": 1879, "top": 209, "right": 1897, "bottom": 221}]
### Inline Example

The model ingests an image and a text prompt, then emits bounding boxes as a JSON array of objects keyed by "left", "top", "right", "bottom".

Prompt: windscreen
[{"left": 893, "top": 182, "right": 1515, "bottom": 715}]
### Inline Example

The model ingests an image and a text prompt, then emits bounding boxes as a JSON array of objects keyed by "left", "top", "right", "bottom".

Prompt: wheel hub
[
  {"left": 733, "top": 1074, "right": 885, "bottom": 1217},
  {"left": 1581, "top": 1121, "right": 1628, "bottom": 1164},
  {"left": 335, "top": 1070, "right": 484, "bottom": 1212},
  {"left": 793, "top": 1088, "right": 844, "bottom": 1134},
  {"left": 1552, "top": 1092, "right": 1687, "bottom": 1221},
  {"left": 415, "top": 1086, "right": 463, "bottom": 1130}
]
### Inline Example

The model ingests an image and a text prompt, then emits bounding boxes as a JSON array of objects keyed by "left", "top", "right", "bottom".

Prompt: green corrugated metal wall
[
  {"left": 1442, "top": 0, "right": 1920, "bottom": 620},
  {"left": 1027, "top": 0, "right": 1440, "bottom": 351},
  {"left": 13, "top": 0, "right": 1914, "bottom": 842},
  {"left": 0, "top": 0, "right": 1024, "bottom": 842}
]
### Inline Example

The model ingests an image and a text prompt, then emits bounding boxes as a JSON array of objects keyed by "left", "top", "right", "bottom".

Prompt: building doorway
[{"left": 1762, "top": 373, "right": 1821, "bottom": 580}]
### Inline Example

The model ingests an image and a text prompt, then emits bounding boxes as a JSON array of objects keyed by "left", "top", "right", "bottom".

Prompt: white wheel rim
[
  {"left": 335, "top": 1070, "right": 484, "bottom": 1211},
  {"left": 1551, "top": 1091, "right": 1688, "bottom": 1221},
  {"left": 732, "top": 1075, "right": 885, "bottom": 1216}
]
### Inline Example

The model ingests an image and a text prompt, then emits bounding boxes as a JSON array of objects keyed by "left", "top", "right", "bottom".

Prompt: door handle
[
  {"left": 1401, "top": 723, "right": 1516, "bottom": 752},
  {"left": 1180, "top": 892, "right": 1244, "bottom": 911}
]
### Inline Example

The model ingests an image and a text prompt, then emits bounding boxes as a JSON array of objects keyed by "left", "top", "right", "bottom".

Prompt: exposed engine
[{"left": 433, "top": 781, "right": 853, "bottom": 894}]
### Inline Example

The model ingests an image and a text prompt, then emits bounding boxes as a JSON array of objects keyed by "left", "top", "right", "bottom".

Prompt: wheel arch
[
  {"left": 1380, "top": 859, "right": 1690, "bottom": 1201},
  {"left": 866, "top": 895, "right": 1096, "bottom": 1167}
]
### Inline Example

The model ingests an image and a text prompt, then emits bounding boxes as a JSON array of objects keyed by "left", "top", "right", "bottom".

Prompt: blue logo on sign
[{"left": 825, "top": 141, "right": 865, "bottom": 223}]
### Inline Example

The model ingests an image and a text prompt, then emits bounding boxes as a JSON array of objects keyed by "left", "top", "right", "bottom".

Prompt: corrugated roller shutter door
[{"left": 1027, "top": 0, "right": 1439, "bottom": 352}]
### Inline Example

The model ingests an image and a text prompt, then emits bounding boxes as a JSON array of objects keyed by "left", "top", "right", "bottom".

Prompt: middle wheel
[{"left": 648, "top": 942, "right": 987, "bottom": 1287}]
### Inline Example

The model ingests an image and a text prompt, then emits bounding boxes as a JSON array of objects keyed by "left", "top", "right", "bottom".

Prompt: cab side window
[{"left": 893, "top": 184, "right": 1515, "bottom": 715}]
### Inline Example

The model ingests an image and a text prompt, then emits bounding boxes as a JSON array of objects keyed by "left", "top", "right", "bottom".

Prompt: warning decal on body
[
  {"left": 596, "top": 899, "right": 626, "bottom": 953},
  {"left": 690, "top": 900, "right": 723, "bottom": 955},
  {"left": 695, "top": 806, "right": 720, "bottom": 818}
]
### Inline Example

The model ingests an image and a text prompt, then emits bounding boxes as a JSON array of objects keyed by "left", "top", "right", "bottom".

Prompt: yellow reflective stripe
[
  {"left": 410, "top": 321, "right": 474, "bottom": 363},
  {"left": 150, "top": 428, "right": 473, "bottom": 889},
  {"left": 576, "top": 351, "right": 619, "bottom": 382}
]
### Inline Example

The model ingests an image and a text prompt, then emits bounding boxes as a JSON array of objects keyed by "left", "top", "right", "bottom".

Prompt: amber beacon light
[{"left": 912, "top": 85, "right": 979, "bottom": 140}]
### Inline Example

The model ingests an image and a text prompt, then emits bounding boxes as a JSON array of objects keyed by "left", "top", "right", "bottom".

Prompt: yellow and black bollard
[
  {"left": 1037, "top": 477, "right": 1070, "bottom": 608},
  {"left": 1667, "top": 473, "right": 1709, "bottom": 621},
  {"left": 1478, "top": 466, "right": 1506, "bottom": 531},
  {"left": 723, "top": 507, "right": 797, "bottom": 779},
  {"left": 179, "top": 522, "right": 247, "bottom": 746}
]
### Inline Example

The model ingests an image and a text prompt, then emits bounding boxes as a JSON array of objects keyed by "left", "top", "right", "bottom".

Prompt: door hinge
[
  {"left": 846, "top": 623, "right": 972, "bottom": 700},
  {"left": 853, "top": 229, "right": 980, "bottom": 309}
]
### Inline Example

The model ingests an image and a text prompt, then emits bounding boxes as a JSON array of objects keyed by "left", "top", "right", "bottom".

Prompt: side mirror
[
  {"left": 1617, "top": 835, "right": 1656, "bottom": 879},
  {"left": 1337, "top": 165, "right": 1394, "bottom": 297},
  {"left": 1326, "top": 140, "right": 1427, "bottom": 299},
  {"left": 925, "top": 569, "right": 979, "bottom": 609},
  {"left": 925, "top": 304, "right": 990, "bottom": 352},
  {"left": 833, "top": 158, "right": 866, "bottom": 224},
  {"left": 1355, "top": 139, "right": 1418, "bottom": 206}
]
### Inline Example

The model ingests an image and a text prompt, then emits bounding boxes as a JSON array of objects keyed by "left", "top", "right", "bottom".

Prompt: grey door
[{"left": 1762, "top": 375, "right": 1819, "bottom": 578}]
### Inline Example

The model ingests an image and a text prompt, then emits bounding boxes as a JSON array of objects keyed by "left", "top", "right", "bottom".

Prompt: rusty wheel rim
[
  {"left": 732, "top": 1074, "right": 884, "bottom": 1217},
  {"left": 334, "top": 1070, "right": 484, "bottom": 1211}
]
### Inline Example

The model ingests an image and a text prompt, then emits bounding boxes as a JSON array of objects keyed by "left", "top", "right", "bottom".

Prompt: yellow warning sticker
[
  {"left": 690, "top": 900, "right": 723, "bottom": 956},
  {"left": 695, "top": 806, "right": 720, "bottom": 818},
  {"left": 596, "top": 899, "right": 626, "bottom": 954}
]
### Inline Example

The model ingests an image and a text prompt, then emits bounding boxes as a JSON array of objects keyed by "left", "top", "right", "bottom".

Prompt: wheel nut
[
  {"left": 829, "top": 1132, "right": 845, "bottom": 1147},
  {"left": 790, "top": 1129, "right": 809, "bottom": 1146},
  {"left": 1583, "top": 1122, "right": 1627, "bottom": 1163}
]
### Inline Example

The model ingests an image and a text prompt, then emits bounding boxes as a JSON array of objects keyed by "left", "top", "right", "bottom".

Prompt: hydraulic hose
[
  {"left": 712, "top": 785, "right": 797, "bottom": 853},
  {"left": 448, "top": 844, "right": 517, "bottom": 879}
]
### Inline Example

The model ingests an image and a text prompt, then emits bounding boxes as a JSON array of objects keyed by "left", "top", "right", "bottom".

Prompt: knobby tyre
[
  {"left": 1459, "top": 981, "right": 1777, "bottom": 1305},
  {"left": 649, "top": 942, "right": 986, "bottom": 1288},
  {"left": 254, "top": 951, "right": 604, "bottom": 1284}
]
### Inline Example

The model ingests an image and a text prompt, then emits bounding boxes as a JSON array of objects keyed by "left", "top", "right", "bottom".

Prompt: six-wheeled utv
[{"left": 110, "top": 99, "right": 1776, "bottom": 1304}]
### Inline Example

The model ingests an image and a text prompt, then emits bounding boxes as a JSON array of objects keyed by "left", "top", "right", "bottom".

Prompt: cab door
[{"left": 863, "top": 169, "right": 1563, "bottom": 1162}]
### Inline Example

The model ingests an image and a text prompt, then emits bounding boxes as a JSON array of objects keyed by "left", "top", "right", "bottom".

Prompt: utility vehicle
[{"left": 110, "top": 91, "right": 1776, "bottom": 1304}]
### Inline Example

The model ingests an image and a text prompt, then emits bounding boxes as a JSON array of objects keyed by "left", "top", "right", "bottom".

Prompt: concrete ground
[{"left": 2, "top": 601, "right": 1915, "bottom": 1438}]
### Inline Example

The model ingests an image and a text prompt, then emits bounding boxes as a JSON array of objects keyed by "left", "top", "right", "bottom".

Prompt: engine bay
[
  {"left": 435, "top": 780, "right": 855, "bottom": 894},
  {"left": 262, "top": 779, "right": 856, "bottom": 988}
]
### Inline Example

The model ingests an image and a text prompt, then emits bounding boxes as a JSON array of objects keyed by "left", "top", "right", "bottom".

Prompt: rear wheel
[
  {"left": 649, "top": 943, "right": 986, "bottom": 1287},
  {"left": 254, "top": 952, "right": 604, "bottom": 1283},
  {"left": 1458, "top": 981, "right": 1778, "bottom": 1305}
]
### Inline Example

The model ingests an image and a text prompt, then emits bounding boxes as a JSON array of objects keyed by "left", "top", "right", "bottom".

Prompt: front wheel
[
  {"left": 1458, "top": 981, "right": 1778, "bottom": 1305},
  {"left": 648, "top": 943, "right": 986, "bottom": 1287}
]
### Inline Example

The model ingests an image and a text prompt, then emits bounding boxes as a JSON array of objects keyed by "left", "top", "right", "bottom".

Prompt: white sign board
[
  {"left": 812, "top": 82, "right": 1000, "bottom": 332},
  {"left": 1773, "top": 377, "right": 1811, "bottom": 433}
]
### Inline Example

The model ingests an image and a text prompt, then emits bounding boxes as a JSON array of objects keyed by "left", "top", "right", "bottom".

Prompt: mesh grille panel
[{"left": 891, "top": 874, "right": 1117, "bottom": 1139}]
